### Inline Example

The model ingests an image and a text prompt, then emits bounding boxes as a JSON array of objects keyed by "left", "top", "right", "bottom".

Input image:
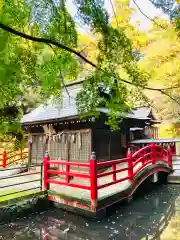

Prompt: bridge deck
[{"left": 49, "top": 161, "right": 167, "bottom": 201}]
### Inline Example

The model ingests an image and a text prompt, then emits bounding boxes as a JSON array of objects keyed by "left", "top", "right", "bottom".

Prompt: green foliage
[
  {"left": 0, "top": 0, "right": 178, "bottom": 133},
  {"left": 0, "top": 0, "right": 79, "bottom": 136},
  {"left": 77, "top": 0, "right": 150, "bottom": 114},
  {"left": 74, "top": 0, "right": 149, "bottom": 128}
]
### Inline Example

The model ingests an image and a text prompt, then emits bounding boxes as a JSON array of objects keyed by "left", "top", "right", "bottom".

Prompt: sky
[
  {"left": 66, "top": 0, "right": 167, "bottom": 33},
  {"left": 130, "top": 0, "right": 168, "bottom": 30}
]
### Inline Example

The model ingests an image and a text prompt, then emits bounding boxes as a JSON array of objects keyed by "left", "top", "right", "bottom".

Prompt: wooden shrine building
[{"left": 21, "top": 80, "right": 159, "bottom": 165}]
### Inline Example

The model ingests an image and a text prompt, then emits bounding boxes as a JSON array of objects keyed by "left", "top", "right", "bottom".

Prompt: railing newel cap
[
  {"left": 91, "top": 151, "right": 96, "bottom": 160},
  {"left": 45, "top": 151, "right": 49, "bottom": 158}
]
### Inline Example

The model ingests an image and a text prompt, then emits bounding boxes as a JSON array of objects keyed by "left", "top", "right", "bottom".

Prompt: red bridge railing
[
  {"left": 127, "top": 142, "right": 177, "bottom": 156},
  {"left": 0, "top": 149, "right": 28, "bottom": 168},
  {"left": 0, "top": 152, "right": 5, "bottom": 168},
  {"left": 43, "top": 143, "right": 172, "bottom": 211}
]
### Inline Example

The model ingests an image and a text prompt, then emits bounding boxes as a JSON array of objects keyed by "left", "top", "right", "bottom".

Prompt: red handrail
[
  {"left": 97, "top": 158, "right": 129, "bottom": 167},
  {"left": 0, "top": 149, "right": 28, "bottom": 168},
  {"left": 44, "top": 144, "right": 172, "bottom": 211},
  {"left": 47, "top": 160, "right": 90, "bottom": 167}
]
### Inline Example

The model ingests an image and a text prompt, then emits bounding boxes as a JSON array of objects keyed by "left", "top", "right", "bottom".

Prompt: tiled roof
[
  {"left": 99, "top": 107, "right": 152, "bottom": 120},
  {"left": 21, "top": 81, "right": 153, "bottom": 124},
  {"left": 21, "top": 81, "right": 81, "bottom": 124}
]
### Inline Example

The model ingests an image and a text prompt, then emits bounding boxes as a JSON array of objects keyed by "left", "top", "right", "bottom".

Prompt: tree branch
[
  {"left": 109, "top": 0, "right": 119, "bottom": 28},
  {"left": 59, "top": 71, "right": 72, "bottom": 103},
  {"left": 0, "top": 22, "right": 179, "bottom": 104},
  {"left": 132, "top": 0, "right": 166, "bottom": 30},
  {"left": 0, "top": 22, "right": 97, "bottom": 68},
  {"left": 159, "top": 89, "right": 180, "bottom": 105},
  {"left": 119, "top": 78, "right": 180, "bottom": 91}
]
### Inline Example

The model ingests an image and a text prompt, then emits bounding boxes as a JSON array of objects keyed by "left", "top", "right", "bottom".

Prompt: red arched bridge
[{"left": 44, "top": 143, "right": 172, "bottom": 216}]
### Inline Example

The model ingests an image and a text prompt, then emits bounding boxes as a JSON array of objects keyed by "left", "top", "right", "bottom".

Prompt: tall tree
[
  {"left": 110, "top": 0, "right": 149, "bottom": 107},
  {"left": 111, "top": 0, "right": 148, "bottom": 50},
  {"left": 0, "top": 0, "right": 79, "bottom": 135},
  {"left": 0, "top": 0, "right": 179, "bottom": 133},
  {"left": 139, "top": 20, "right": 180, "bottom": 120}
]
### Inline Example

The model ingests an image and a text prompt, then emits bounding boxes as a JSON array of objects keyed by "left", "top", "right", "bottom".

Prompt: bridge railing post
[
  {"left": 151, "top": 143, "right": 156, "bottom": 164},
  {"left": 43, "top": 151, "right": 50, "bottom": 191},
  {"left": 90, "top": 152, "right": 98, "bottom": 211},
  {"left": 66, "top": 164, "right": 70, "bottom": 184},
  {"left": 141, "top": 148, "right": 145, "bottom": 166},
  {"left": 127, "top": 149, "right": 133, "bottom": 181},
  {"left": 167, "top": 145, "right": 172, "bottom": 167},
  {"left": 126, "top": 147, "right": 131, "bottom": 158},
  {"left": 2, "top": 151, "right": 6, "bottom": 168},
  {"left": 112, "top": 163, "right": 117, "bottom": 182}
]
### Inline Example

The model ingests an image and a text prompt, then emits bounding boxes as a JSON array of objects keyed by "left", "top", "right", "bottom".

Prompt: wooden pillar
[
  {"left": 151, "top": 172, "right": 158, "bottom": 183},
  {"left": 28, "top": 135, "right": 33, "bottom": 168}
]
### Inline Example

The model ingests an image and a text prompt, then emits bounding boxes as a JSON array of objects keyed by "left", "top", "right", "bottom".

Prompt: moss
[
  {"left": 47, "top": 190, "right": 91, "bottom": 207},
  {"left": 0, "top": 189, "right": 44, "bottom": 207}
]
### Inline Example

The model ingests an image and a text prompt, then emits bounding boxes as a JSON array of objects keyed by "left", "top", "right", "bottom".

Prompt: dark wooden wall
[
  {"left": 24, "top": 115, "right": 149, "bottom": 164},
  {"left": 92, "top": 117, "right": 131, "bottom": 161}
]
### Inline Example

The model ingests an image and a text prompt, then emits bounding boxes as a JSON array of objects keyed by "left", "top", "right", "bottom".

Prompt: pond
[{"left": 0, "top": 181, "right": 180, "bottom": 240}]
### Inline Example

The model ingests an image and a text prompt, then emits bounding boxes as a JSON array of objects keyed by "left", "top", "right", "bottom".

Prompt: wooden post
[
  {"left": 170, "top": 142, "right": 172, "bottom": 155},
  {"left": 173, "top": 142, "right": 176, "bottom": 155},
  {"left": 28, "top": 135, "right": 32, "bottom": 169},
  {"left": 90, "top": 152, "right": 97, "bottom": 211},
  {"left": 43, "top": 151, "right": 50, "bottom": 191},
  {"left": 66, "top": 164, "right": 70, "bottom": 184},
  {"left": 2, "top": 151, "right": 6, "bottom": 168},
  {"left": 127, "top": 149, "right": 133, "bottom": 181},
  {"left": 19, "top": 148, "right": 23, "bottom": 161},
  {"left": 28, "top": 143, "right": 32, "bottom": 169}
]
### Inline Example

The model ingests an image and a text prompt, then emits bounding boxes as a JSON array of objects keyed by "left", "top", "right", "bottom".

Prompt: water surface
[{"left": 0, "top": 182, "right": 180, "bottom": 240}]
